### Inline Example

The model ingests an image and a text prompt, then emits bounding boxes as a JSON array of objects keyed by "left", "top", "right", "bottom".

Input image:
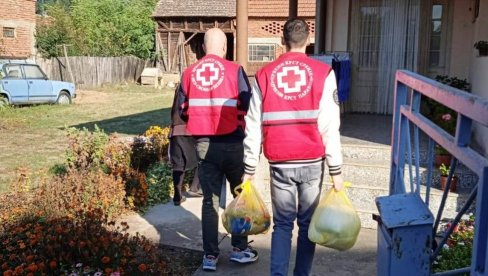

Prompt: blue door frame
[{"left": 380, "top": 70, "right": 488, "bottom": 275}]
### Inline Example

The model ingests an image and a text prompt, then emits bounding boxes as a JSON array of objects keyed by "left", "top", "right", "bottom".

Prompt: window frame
[
  {"left": 23, "top": 65, "right": 47, "bottom": 80},
  {"left": 248, "top": 44, "right": 276, "bottom": 62},
  {"left": 2, "top": 27, "right": 15, "bottom": 38}
]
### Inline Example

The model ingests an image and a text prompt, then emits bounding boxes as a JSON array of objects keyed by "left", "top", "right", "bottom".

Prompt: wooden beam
[
  {"left": 236, "top": 0, "right": 248, "bottom": 69},
  {"left": 289, "top": 0, "right": 298, "bottom": 18},
  {"left": 157, "top": 28, "right": 233, "bottom": 33},
  {"left": 199, "top": 20, "right": 203, "bottom": 31},
  {"left": 160, "top": 22, "right": 170, "bottom": 30},
  {"left": 184, "top": 20, "right": 188, "bottom": 30},
  {"left": 169, "top": 20, "right": 173, "bottom": 29},
  {"left": 184, "top": 32, "right": 199, "bottom": 44},
  {"left": 214, "top": 20, "right": 218, "bottom": 28},
  {"left": 167, "top": 32, "right": 171, "bottom": 72}
]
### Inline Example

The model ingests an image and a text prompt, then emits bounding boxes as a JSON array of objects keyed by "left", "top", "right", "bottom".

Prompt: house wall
[
  {"left": 470, "top": 0, "right": 488, "bottom": 156},
  {"left": 326, "top": 0, "right": 350, "bottom": 51},
  {"left": 448, "top": 0, "right": 474, "bottom": 79},
  {"left": 246, "top": 17, "right": 315, "bottom": 74},
  {"left": 0, "top": 0, "right": 36, "bottom": 59}
]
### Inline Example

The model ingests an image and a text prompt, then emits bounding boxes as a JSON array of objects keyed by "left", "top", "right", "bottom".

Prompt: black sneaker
[{"left": 173, "top": 196, "right": 186, "bottom": 206}]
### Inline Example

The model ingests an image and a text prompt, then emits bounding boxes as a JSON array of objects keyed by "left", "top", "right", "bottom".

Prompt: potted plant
[
  {"left": 435, "top": 145, "right": 452, "bottom": 167},
  {"left": 439, "top": 163, "right": 458, "bottom": 192},
  {"left": 474, "top": 40, "right": 488, "bottom": 56}
]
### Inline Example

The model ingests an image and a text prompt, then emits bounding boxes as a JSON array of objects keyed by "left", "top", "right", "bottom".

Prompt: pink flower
[{"left": 442, "top": 114, "right": 452, "bottom": 121}]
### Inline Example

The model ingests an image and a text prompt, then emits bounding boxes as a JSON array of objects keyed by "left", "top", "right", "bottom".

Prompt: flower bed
[
  {"left": 432, "top": 215, "right": 475, "bottom": 275},
  {"left": 0, "top": 125, "right": 200, "bottom": 275}
]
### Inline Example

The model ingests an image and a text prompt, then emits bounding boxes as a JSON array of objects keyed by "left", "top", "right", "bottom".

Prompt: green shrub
[
  {"left": 145, "top": 162, "right": 174, "bottom": 208},
  {"left": 66, "top": 125, "right": 109, "bottom": 172},
  {"left": 433, "top": 215, "right": 475, "bottom": 274}
]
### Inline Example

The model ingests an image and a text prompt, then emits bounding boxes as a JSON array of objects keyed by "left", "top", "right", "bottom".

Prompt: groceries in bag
[
  {"left": 222, "top": 180, "right": 271, "bottom": 235},
  {"left": 308, "top": 186, "right": 361, "bottom": 251}
]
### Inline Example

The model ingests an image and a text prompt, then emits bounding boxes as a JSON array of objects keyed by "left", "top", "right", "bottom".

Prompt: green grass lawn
[{"left": 0, "top": 84, "right": 175, "bottom": 191}]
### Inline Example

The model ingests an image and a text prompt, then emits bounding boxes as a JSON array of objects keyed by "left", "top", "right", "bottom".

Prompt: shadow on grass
[{"left": 70, "top": 108, "right": 171, "bottom": 135}]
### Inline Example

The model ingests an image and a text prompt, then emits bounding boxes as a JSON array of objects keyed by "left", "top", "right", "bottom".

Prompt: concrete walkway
[{"left": 120, "top": 195, "right": 378, "bottom": 275}]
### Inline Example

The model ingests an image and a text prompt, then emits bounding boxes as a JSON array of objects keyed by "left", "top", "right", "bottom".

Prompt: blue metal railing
[{"left": 387, "top": 70, "right": 488, "bottom": 275}]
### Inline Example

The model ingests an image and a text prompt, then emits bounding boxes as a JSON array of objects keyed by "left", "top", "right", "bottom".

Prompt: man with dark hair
[
  {"left": 178, "top": 28, "right": 257, "bottom": 271},
  {"left": 243, "top": 18, "right": 344, "bottom": 275}
]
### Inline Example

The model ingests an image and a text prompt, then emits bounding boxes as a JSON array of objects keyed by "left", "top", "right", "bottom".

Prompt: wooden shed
[{"left": 152, "top": 0, "right": 236, "bottom": 74}]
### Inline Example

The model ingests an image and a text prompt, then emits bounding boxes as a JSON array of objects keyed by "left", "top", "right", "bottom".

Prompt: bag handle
[{"left": 234, "top": 180, "right": 251, "bottom": 195}]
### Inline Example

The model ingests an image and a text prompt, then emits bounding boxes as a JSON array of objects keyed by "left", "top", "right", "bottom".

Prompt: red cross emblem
[
  {"left": 196, "top": 63, "right": 219, "bottom": 86},
  {"left": 277, "top": 66, "right": 307, "bottom": 94}
]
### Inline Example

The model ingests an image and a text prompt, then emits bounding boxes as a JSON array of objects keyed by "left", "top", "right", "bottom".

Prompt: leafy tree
[
  {"left": 35, "top": 3, "right": 80, "bottom": 58},
  {"left": 35, "top": 0, "right": 157, "bottom": 59}
]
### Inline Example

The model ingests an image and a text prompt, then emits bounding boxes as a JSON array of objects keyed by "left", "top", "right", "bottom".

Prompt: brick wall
[
  {"left": 246, "top": 17, "right": 315, "bottom": 75},
  {"left": 248, "top": 18, "right": 316, "bottom": 38},
  {"left": 0, "top": 0, "right": 36, "bottom": 59}
]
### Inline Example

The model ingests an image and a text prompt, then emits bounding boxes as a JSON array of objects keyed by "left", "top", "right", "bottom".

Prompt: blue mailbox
[{"left": 375, "top": 193, "right": 434, "bottom": 276}]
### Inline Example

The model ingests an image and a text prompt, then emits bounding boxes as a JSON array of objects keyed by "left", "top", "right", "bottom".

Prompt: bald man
[{"left": 178, "top": 28, "right": 256, "bottom": 271}]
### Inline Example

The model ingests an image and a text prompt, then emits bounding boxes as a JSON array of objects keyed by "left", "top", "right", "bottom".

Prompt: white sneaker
[
  {"left": 202, "top": 255, "right": 218, "bottom": 271},
  {"left": 229, "top": 247, "right": 258, "bottom": 263}
]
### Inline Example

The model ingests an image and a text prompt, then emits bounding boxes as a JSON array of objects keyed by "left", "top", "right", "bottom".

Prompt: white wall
[
  {"left": 448, "top": 0, "right": 474, "bottom": 79},
  {"left": 470, "top": 0, "right": 488, "bottom": 156},
  {"left": 326, "top": 0, "right": 350, "bottom": 51}
]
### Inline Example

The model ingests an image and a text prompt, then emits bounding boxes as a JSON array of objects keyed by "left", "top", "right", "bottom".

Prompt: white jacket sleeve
[
  {"left": 318, "top": 71, "right": 343, "bottom": 175},
  {"left": 243, "top": 79, "right": 263, "bottom": 175}
]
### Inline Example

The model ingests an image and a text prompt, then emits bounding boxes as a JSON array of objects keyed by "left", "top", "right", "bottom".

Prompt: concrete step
[
  {"left": 342, "top": 143, "right": 391, "bottom": 163},
  {"left": 252, "top": 149, "right": 477, "bottom": 230}
]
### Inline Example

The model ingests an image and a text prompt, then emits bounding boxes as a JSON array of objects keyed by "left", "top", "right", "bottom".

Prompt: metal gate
[{"left": 376, "top": 70, "right": 488, "bottom": 275}]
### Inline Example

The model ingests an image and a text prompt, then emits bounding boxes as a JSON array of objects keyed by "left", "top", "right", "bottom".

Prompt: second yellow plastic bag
[
  {"left": 308, "top": 186, "right": 361, "bottom": 251},
  {"left": 222, "top": 180, "right": 271, "bottom": 235}
]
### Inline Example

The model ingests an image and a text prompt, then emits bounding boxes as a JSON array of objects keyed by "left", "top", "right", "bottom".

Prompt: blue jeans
[{"left": 270, "top": 163, "right": 324, "bottom": 276}]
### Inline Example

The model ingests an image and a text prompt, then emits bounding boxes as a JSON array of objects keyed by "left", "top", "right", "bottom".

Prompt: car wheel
[
  {"left": 56, "top": 91, "right": 71, "bottom": 105},
  {"left": 0, "top": 96, "right": 8, "bottom": 108}
]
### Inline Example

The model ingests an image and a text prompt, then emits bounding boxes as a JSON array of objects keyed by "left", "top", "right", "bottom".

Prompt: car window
[
  {"left": 5, "top": 64, "right": 22, "bottom": 79},
  {"left": 0, "top": 68, "right": 5, "bottom": 79},
  {"left": 23, "top": 65, "right": 46, "bottom": 79}
]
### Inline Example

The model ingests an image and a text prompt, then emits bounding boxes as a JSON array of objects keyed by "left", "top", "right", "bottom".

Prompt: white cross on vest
[
  {"left": 277, "top": 66, "right": 307, "bottom": 94},
  {"left": 196, "top": 63, "right": 220, "bottom": 86}
]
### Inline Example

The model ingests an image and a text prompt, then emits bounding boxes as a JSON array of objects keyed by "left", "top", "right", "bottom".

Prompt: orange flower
[
  {"left": 14, "top": 266, "right": 24, "bottom": 274},
  {"left": 3, "top": 270, "right": 13, "bottom": 276},
  {"left": 138, "top": 264, "right": 147, "bottom": 272},
  {"left": 25, "top": 255, "right": 34, "bottom": 263},
  {"left": 49, "top": 260, "right": 57, "bottom": 270},
  {"left": 101, "top": 256, "right": 111, "bottom": 264},
  {"left": 27, "top": 264, "right": 38, "bottom": 272},
  {"left": 26, "top": 273, "right": 34, "bottom": 276},
  {"left": 29, "top": 238, "right": 38, "bottom": 246},
  {"left": 55, "top": 226, "right": 63, "bottom": 234},
  {"left": 18, "top": 242, "right": 26, "bottom": 249},
  {"left": 105, "top": 268, "right": 113, "bottom": 274}
]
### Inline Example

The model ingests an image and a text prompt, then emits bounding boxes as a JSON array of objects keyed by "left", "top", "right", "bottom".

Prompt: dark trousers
[
  {"left": 172, "top": 167, "right": 200, "bottom": 202},
  {"left": 196, "top": 140, "right": 248, "bottom": 256}
]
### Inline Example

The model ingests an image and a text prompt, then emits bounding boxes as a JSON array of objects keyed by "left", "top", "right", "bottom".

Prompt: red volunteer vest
[
  {"left": 255, "top": 52, "right": 331, "bottom": 161},
  {"left": 182, "top": 54, "right": 240, "bottom": 135}
]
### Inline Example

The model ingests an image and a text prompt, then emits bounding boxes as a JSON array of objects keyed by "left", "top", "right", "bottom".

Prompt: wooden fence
[{"left": 36, "top": 56, "right": 148, "bottom": 89}]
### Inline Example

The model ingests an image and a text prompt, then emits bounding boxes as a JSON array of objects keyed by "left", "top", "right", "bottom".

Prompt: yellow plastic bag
[
  {"left": 222, "top": 180, "right": 271, "bottom": 235},
  {"left": 308, "top": 185, "right": 361, "bottom": 251}
]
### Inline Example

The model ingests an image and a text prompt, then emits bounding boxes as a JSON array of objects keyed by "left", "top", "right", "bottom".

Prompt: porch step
[{"left": 252, "top": 142, "right": 476, "bottom": 230}]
